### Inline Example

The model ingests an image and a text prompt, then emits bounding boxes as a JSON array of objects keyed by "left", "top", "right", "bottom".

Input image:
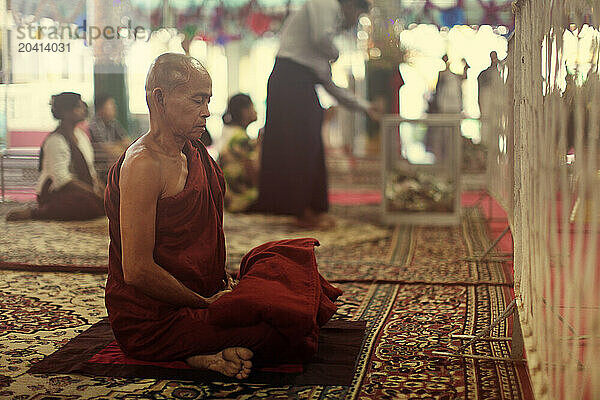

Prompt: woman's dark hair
[
  {"left": 50, "top": 92, "right": 82, "bottom": 120},
  {"left": 222, "top": 93, "right": 253, "bottom": 126}
]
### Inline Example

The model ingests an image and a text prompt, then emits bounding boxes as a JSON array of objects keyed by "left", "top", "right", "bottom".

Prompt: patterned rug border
[
  {"left": 341, "top": 283, "right": 532, "bottom": 399},
  {"left": 0, "top": 261, "right": 107, "bottom": 274},
  {"left": 328, "top": 278, "right": 513, "bottom": 286},
  {"left": 345, "top": 284, "right": 400, "bottom": 399},
  {"left": 386, "top": 206, "right": 512, "bottom": 284}
]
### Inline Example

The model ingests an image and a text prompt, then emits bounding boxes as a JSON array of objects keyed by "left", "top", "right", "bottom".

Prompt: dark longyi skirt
[
  {"left": 32, "top": 180, "right": 105, "bottom": 221},
  {"left": 255, "top": 57, "right": 328, "bottom": 216}
]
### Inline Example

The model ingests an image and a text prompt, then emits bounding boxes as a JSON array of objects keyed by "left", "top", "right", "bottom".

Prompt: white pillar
[{"left": 226, "top": 41, "right": 243, "bottom": 96}]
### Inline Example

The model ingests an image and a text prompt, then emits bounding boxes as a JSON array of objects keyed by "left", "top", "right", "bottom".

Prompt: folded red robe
[
  {"left": 104, "top": 139, "right": 341, "bottom": 363},
  {"left": 208, "top": 238, "right": 342, "bottom": 355}
]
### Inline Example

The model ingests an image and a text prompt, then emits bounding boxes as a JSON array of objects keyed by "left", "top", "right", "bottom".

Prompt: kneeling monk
[{"left": 104, "top": 53, "right": 342, "bottom": 379}]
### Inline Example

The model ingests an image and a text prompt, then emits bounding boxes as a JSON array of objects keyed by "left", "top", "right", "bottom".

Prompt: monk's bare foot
[
  {"left": 186, "top": 347, "right": 253, "bottom": 379},
  {"left": 6, "top": 207, "right": 34, "bottom": 221}
]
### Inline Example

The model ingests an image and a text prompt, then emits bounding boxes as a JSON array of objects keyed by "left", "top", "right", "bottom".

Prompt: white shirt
[
  {"left": 277, "top": 0, "right": 370, "bottom": 112},
  {"left": 37, "top": 127, "right": 97, "bottom": 194}
]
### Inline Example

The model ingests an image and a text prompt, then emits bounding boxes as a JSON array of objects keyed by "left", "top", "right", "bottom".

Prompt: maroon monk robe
[{"left": 104, "top": 139, "right": 341, "bottom": 362}]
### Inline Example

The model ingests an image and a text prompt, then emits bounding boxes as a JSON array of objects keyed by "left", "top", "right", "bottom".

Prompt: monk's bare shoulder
[{"left": 120, "top": 139, "right": 163, "bottom": 197}]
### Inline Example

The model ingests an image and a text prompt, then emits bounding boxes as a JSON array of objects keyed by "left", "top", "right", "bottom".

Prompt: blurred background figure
[
  {"left": 562, "top": 72, "right": 577, "bottom": 151},
  {"left": 6, "top": 92, "right": 105, "bottom": 221},
  {"left": 477, "top": 51, "right": 500, "bottom": 146},
  {"left": 477, "top": 51, "right": 499, "bottom": 103},
  {"left": 89, "top": 94, "right": 130, "bottom": 182},
  {"left": 432, "top": 55, "right": 465, "bottom": 115},
  {"left": 217, "top": 93, "right": 260, "bottom": 213},
  {"left": 426, "top": 55, "right": 466, "bottom": 160},
  {"left": 255, "top": 0, "right": 380, "bottom": 229}
]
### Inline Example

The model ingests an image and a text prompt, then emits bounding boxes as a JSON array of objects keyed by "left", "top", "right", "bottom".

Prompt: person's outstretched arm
[
  {"left": 321, "top": 77, "right": 382, "bottom": 120},
  {"left": 119, "top": 151, "right": 229, "bottom": 308},
  {"left": 305, "top": 0, "right": 369, "bottom": 113}
]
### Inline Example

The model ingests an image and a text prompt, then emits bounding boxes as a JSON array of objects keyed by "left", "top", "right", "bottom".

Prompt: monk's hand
[
  {"left": 193, "top": 289, "right": 231, "bottom": 308},
  {"left": 204, "top": 288, "right": 233, "bottom": 305},
  {"left": 225, "top": 273, "right": 239, "bottom": 290}
]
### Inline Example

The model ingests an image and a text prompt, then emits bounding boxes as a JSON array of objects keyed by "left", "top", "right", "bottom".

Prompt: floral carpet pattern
[
  {"left": 0, "top": 276, "right": 530, "bottom": 399},
  {"left": 317, "top": 208, "right": 511, "bottom": 285},
  {"left": 1, "top": 202, "right": 510, "bottom": 287},
  {"left": 0, "top": 203, "right": 532, "bottom": 399},
  {"left": 0, "top": 203, "right": 109, "bottom": 268},
  {"left": 223, "top": 212, "right": 391, "bottom": 267},
  {"left": 0, "top": 202, "right": 391, "bottom": 271}
]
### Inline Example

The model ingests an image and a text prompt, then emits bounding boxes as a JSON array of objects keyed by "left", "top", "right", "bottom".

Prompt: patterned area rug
[
  {"left": 317, "top": 208, "right": 512, "bottom": 285},
  {"left": 0, "top": 198, "right": 511, "bottom": 282},
  {"left": 0, "top": 206, "right": 532, "bottom": 399},
  {"left": 0, "top": 203, "right": 109, "bottom": 268},
  {"left": 223, "top": 212, "right": 391, "bottom": 266},
  {"left": 0, "top": 274, "right": 531, "bottom": 399},
  {"left": 0, "top": 202, "right": 391, "bottom": 271}
]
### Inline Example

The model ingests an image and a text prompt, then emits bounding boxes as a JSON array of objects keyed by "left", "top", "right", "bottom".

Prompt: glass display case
[{"left": 381, "top": 114, "right": 462, "bottom": 225}]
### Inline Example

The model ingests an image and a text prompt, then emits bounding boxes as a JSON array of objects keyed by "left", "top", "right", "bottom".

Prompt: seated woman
[
  {"left": 6, "top": 92, "right": 105, "bottom": 221},
  {"left": 89, "top": 94, "right": 130, "bottom": 182},
  {"left": 217, "top": 94, "right": 259, "bottom": 213}
]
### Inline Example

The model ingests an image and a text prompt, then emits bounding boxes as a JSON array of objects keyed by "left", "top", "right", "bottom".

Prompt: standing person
[
  {"left": 217, "top": 93, "right": 260, "bottom": 213},
  {"left": 477, "top": 51, "right": 500, "bottom": 145},
  {"left": 6, "top": 92, "right": 105, "bottom": 221},
  {"left": 435, "top": 55, "right": 464, "bottom": 115},
  {"left": 477, "top": 51, "right": 499, "bottom": 109},
  {"left": 426, "top": 55, "right": 465, "bottom": 160},
  {"left": 563, "top": 73, "right": 577, "bottom": 150},
  {"left": 255, "top": 0, "right": 380, "bottom": 229},
  {"left": 89, "top": 94, "right": 130, "bottom": 181}
]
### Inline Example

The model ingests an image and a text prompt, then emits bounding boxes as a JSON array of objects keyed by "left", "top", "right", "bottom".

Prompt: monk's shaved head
[{"left": 145, "top": 53, "right": 209, "bottom": 108}]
